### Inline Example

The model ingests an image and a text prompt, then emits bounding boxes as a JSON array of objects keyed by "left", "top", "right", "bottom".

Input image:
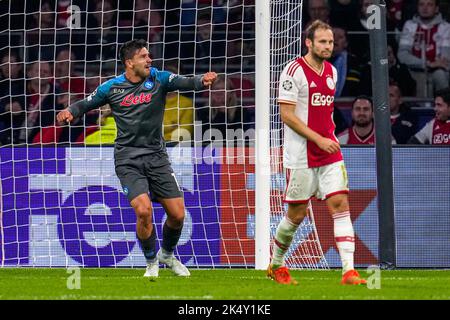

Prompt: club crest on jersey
[
  {"left": 120, "top": 93, "right": 153, "bottom": 106},
  {"left": 144, "top": 81, "right": 154, "bottom": 90},
  {"left": 326, "top": 77, "right": 335, "bottom": 90},
  {"left": 283, "top": 80, "right": 293, "bottom": 91}
]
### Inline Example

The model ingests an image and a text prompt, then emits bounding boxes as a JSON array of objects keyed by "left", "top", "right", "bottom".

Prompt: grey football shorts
[{"left": 114, "top": 151, "right": 183, "bottom": 202}]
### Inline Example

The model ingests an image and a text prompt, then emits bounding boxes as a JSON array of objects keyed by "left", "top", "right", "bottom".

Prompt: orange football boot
[
  {"left": 341, "top": 269, "right": 367, "bottom": 285},
  {"left": 267, "top": 265, "right": 298, "bottom": 285}
]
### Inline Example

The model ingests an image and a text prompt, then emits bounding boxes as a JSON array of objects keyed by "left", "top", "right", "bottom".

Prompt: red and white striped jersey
[
  {"left": 414, "top": 118, "right": 450, "bottom": 145},
  {"left": 278, "top": 57, "right": 342, "bottom": 168}
]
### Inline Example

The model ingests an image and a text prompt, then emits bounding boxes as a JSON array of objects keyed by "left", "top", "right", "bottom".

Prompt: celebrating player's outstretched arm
[{"left": 56, "top": 39, "right": 217, "bottom": 279}]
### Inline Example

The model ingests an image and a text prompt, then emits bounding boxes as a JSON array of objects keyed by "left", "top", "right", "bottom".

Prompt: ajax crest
[{"left": 326, "top": 77, "right": 335, "bottom": 90}]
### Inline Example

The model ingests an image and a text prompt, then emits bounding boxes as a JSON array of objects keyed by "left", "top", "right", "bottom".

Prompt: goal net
[{"left": 0, "top": 0, "right": 327, "bottom": 269}]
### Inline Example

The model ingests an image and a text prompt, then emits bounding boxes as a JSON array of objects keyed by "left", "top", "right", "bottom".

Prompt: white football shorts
[{"left": 283, "top": 160, "right": 349, "bottom": 203}]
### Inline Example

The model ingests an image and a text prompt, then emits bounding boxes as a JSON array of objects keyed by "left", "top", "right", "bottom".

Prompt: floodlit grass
[{"left": 0, "top": 268, "right": 449, "bottom": 300}]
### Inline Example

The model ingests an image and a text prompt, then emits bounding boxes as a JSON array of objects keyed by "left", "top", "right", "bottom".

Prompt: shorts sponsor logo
[{"left": 123, "top": 186, "right": 129, "bottom": 195}]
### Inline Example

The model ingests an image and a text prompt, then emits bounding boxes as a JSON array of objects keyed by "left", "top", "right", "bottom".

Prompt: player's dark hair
[
  {"left": 435, "top": 88, "right": 450, "bottom": 106},
  {"left": 352, "top": 95, "right": 373, "bottom": 111},
  {"left": 305, "top": 20, "right": 333, "bottom": 41},
  {"left": 119, "top": 39, "right": 148, "bottom": 66}
]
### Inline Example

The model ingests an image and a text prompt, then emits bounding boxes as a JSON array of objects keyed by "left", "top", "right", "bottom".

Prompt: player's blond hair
[{"left": 305, "top": 20, "right": 333, "bottom": 41}]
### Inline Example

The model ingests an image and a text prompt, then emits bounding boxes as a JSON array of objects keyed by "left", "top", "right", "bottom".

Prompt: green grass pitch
[{"left": 0, "top": 268, "right": 449, "bottom": 300}]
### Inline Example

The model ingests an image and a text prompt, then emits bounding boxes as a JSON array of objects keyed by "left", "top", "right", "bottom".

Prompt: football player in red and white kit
[
  {"left": 267, "top": 20, "right": 366, "bottom": 285},
  {"left": 409, "top": 88, "right": 450, "bottom": 145}
]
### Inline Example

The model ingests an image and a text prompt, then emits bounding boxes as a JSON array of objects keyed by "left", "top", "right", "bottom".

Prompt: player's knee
[
  {"left": 330, "top": 199, "right": 349, "bottom": 214},
  {"left": 135, "top": 204, "right": 152, "bottom": 224},
  {"left": 288, "top": 203, "right": 308, "bottom": 224},
  {"left": 167, "top": 210, "right": 185, "bottom": 228}
]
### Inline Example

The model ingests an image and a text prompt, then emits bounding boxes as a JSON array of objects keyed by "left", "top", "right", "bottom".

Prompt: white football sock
[
  {"left": 333, "top": 211, "right": 355, "bottom": 274},
  {"left": 271, "top": 216, "right": 299, "bottom": 268}
]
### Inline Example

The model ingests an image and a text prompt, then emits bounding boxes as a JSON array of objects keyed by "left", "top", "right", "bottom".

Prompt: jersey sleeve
[
  {"left": 278, "top": 62, "right": 301, "bottom": 105},
  {"left": 68, "top": 80, "right": 111, "bottom": 118},
  {"left": 414, "top": 119, "right": 434, "bottom": 144},
  {"left": 157, "top": 69, "right": 204, "bottom": 92}
]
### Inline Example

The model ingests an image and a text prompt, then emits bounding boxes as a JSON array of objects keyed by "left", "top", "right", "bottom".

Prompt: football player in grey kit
[{"left": 57, "top": 39, "right": 217, "bottom": 277}]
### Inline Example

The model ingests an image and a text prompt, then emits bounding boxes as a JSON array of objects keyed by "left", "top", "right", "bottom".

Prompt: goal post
[{"left": 254, "top": 0, "right": 271, "bottom": 270}]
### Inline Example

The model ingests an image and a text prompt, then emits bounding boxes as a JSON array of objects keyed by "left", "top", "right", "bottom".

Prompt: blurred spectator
[
  {"left": 228, "top": 74, "right": 256, "bottom": 130},
  {"left": 180, "top": 0, "right": 227, "bottom": 26},
  {"left": 180, "top": 8, "right": 226, "bottom": 74},
  {"left": 131, "top": 0, "right": 164, "bottom": 64},
  {"left": 389, "top": 83, "right": 419, "bottom": 143},
  {"left": 202, "top": 75, "right": 242, "bottom": 141},
  {"left": 408, "top": 87, "right": 450, "bottom": 144},
  {"left": 338, "top": 95, "right": 397, "bottom": 144},
  {"left": 54, "top": 48, "right": 85, "bottom": 107},
  {"left": 398, "top": 0, "right": 450, "bottom": 97},
  {"left": 359, "top": 42, "right": 417, "bottom": 96},
  {"left": 19, "top": 61, "right": 64, "bottom": 144},
  {"left": 328, "top": 0, "right": 360, "bottom": 30},
  {"left": 83, "top": 105, "right": 117, "bottom": 145},
  {"left": 304, "top": 0, "right": 331, "bottom": 29},
  {"left": 86, "top": 0, "right": 118, "bottom": 75},
  {"left": 347, "top": 0, "right": 396, "bottom": 64},
  {"left": 330, "top": 27, "right": 362, "bottom": 97},
  {"left": 386, "top": 0, "right": 419, "bottom": 31},
  {"left": 26, "top": 0, "right": 57, "bottom": 61},
  {"left": 0, "top": 50, "right": 25, "bottom": 145},
  {"left": 56, "top": 0, "right": 71, "bottom": 28},
  {"left": 163, "top": 63, "right": 195, "bottom": 142},
  {"left": 338, "top": 96, "right": 376, "bottom": 144}
]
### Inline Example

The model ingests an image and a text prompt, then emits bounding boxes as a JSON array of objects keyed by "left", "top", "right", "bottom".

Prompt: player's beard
[
  {"left": 136, "top": 66, "right": 150, "bottom": 79},
  {"left": 311, "top": 46, "right": 332, "bottom": 62}
]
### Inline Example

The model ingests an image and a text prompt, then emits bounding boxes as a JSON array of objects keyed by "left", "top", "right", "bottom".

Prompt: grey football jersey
[{"left": 68, "top": 68, "right": 204, "bottom": 164}]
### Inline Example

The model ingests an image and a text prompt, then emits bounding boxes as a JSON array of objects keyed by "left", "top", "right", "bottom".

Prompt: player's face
[
  {"left": 131, "top": 47, "right": 152, "bottom": 79},
  {"left": 309, "top": 28, "right": 334, "bottom": 61},
  {"left": 434, "top": 97, "right": 450, "bottom": 121},
  {"left": 352, "top": 99, "right": 373, "bottom": 127}
]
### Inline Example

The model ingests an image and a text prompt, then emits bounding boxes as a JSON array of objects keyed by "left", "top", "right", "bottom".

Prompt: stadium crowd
[{"left": 0, "top": 0, "right": 449, "bottom": 146}]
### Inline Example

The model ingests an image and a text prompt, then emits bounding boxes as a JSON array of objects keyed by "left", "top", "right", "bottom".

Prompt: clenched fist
[
  {"left": 56, "top": 109, "right": 74, "bottom": 124},
  {"left": 202, "top": 72, "right": 218, "bottom": 86}
]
